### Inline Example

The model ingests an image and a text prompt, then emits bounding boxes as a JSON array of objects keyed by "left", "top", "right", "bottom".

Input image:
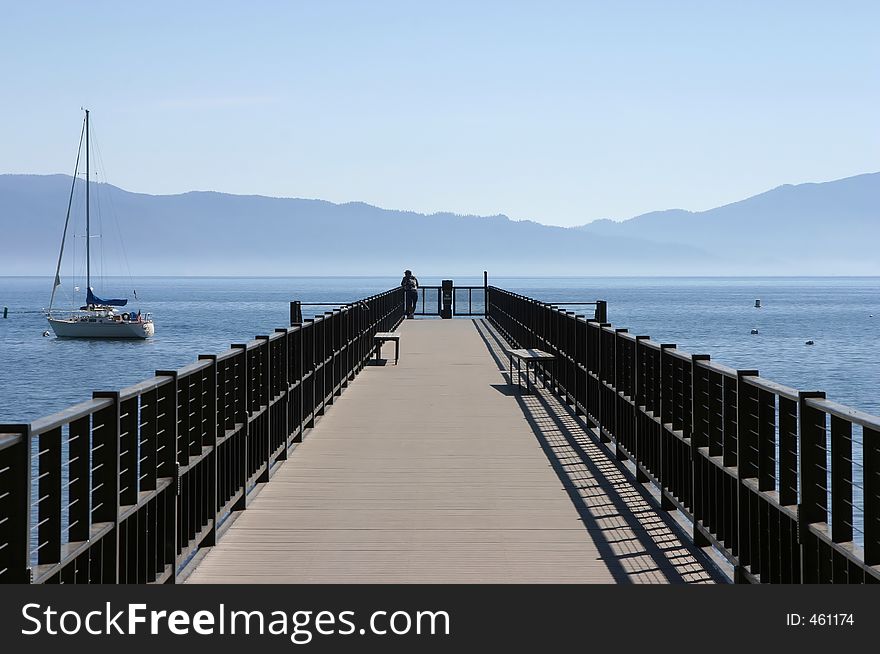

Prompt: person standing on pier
[{"left": 401, "top": 269, "right": 419, "bottom": 319}]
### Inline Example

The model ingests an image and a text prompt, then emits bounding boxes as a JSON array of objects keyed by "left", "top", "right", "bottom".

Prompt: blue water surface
[{"left": 1, "top": 276, "right": 878, "bottom": 423}]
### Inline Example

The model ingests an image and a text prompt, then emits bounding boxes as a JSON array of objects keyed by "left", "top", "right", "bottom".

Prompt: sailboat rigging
[{"left": 46, "top": 109, "right": 155, "bottom": 339}]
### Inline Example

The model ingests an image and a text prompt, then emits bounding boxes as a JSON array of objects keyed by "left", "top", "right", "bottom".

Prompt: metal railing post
[
  {"left": 290, "top": 300, "right": 303, "bottom": 325},
  {"left": 92, "top": 390, "right": 121, "bottom": 583},
  {"left": 0, "top": 425, "right": 31, "bottom": 582},
  {"left": 658, "top": 343, "right": 677, "bottom": 510},
  {"left": 797, "top": 390, "right": 827, "bottom": 583},
  {"left": 865, "top": 425, "right": 880, "bottom": 567},
  {"left": 689, "top": 355, "right": 711, "bottom": 546},
  {"left": 733, "top": 369, "right": 760, "bottom": 582},
  {"left": 483, "top": 271, "right": 488, "bottom": 317},
  {"left": 632, "top": 337, "right": 650, "bottom": 483}
]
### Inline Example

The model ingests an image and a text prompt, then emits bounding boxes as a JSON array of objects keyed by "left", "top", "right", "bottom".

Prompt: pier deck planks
[{"left": 186, "top": 319, "right": 719, "bottom": 584}]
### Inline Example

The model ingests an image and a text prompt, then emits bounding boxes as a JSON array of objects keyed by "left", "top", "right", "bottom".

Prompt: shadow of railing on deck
[{"left": 472, "top": 318, "right": 727, "bottom": 584}]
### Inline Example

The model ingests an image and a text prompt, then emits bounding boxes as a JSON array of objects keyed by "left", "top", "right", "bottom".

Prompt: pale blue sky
[{"left": 1, "top": 0, "right": 877, "bottom": 226}]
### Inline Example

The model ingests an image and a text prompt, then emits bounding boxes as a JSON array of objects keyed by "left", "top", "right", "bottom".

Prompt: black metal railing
[
  {"left": 411, "top": 286, "right": 487, "bottom": 317},
  {"left": 487, "top": 286, "right": 879, "bottom": 584},
  {"left": 0, "top": 287, "right": 403, "bottom": 583},
  {"left": 289, "top": 284, "right": 491, "bottom": 319}
]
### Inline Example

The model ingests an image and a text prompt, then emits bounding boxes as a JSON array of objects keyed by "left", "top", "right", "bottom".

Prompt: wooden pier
[
  {"left": 186, "top": 319, "right": 719, "bottom": 583},
  {"left": 2, "top": 283, "right": 877, "bottom": 585}
]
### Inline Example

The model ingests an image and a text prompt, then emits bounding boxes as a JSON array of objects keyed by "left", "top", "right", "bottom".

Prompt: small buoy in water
[
  {"left": 805, "top": 340, "right": 815, "bottom": 346},
  {"left": 754, "top": 299, "right": 761, "bottom": 308},
  {"left": 42, "top": 330, "right": 50, "bottom": 337},
  {"left": 750, "top": 329, "right": 759, "bottom": 334}
]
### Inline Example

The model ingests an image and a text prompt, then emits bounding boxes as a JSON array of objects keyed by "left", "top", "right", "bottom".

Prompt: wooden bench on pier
[
  {"left": 507, "top": 348, "right": 555, "bottom": 394},
  {"left": 374, "top": 331, "right": 401, "bottom": 364}
]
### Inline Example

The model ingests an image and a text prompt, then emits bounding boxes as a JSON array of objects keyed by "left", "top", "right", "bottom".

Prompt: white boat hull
[{"left": 48, "top": 317, "right": 155, "bottom": 339}]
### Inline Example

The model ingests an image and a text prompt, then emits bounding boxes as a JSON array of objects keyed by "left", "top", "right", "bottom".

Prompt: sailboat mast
[
  {"left": 85, "top": 109, "right": 92, "bottom": 300},
  {"left": 85, "top": 109, "right": 90, "bottom": 296}
]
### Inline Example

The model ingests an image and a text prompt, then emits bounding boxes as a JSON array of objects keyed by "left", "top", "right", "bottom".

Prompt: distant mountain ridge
[
  {"left": 0, "top": 172, "right": 877, "bottom": 275},
  {"left": 573, "top": 172, "right": 880, "bottom": 273}
]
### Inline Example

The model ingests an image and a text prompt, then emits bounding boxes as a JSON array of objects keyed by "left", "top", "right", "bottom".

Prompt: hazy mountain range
[{"left": 1, "top": 172, "right": 877, "bottom": 276}]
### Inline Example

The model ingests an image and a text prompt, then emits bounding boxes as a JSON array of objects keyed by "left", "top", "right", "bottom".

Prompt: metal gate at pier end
[
  {"left": 290, "top": 274, "right": 493, "bottom": 321},
  {"left": 411, "top": 272, "right": 490, "bottom": 318},
  {"left": 411, "top": 283, "right": 486, "bottom": 318}
]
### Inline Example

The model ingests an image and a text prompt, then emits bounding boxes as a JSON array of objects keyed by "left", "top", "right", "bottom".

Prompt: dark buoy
[
  {"left": 2, "top": 306, "right": 7, "bottom": 319},
  {"left": 805, "top": 340, "right": 814, "bottom": 346},
  {"left": 750, "top": 329, "right": 759, "bottom": 334},
  {"left": 754, "top": 299, "right": 761, "bottom": 308}
]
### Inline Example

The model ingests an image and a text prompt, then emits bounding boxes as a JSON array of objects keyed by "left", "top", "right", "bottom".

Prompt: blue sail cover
[{"left": 87, "top": 287, "right": 128, "bottom": 307}]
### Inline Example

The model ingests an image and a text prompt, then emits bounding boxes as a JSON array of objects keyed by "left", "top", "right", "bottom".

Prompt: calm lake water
[{"left": 1, "top": 276, "right": 878, "bottom": 423}]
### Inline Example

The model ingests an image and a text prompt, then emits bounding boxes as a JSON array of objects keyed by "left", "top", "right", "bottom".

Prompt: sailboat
[{"left": 46, "top": 110, "right": 155, "bottom": 339}]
